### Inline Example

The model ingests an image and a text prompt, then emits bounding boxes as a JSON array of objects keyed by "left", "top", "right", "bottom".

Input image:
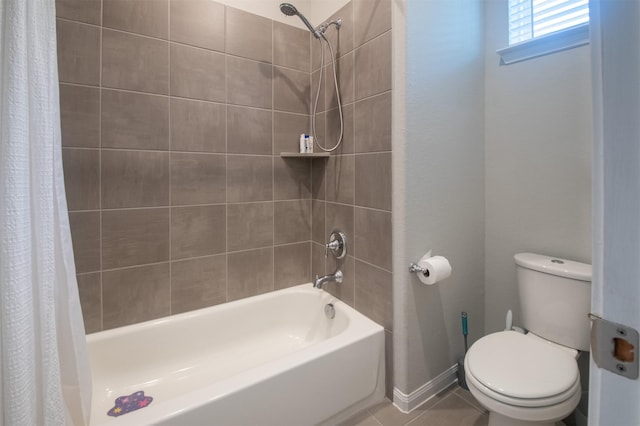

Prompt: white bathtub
[{"left": 87, "top": 283, "right": 385, "bottom": 426}]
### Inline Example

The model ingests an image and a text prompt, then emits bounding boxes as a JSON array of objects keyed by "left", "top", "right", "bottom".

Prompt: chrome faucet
[{"left": 313, "top": 270, "right": 343, "bottom": 289}]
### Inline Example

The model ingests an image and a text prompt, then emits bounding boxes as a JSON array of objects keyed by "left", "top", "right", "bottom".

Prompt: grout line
[
  {"left": 167, "top": 0, "right": 172, "bottom": 316},
  {"left": 98, "top": 0, "right": 104, "bottom": 332}
]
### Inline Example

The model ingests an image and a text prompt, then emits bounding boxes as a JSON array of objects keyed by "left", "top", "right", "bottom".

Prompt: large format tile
[
  {"left": 311, "top": 200, "right": 325, "bottom": 244},
  {"left": 408, "top": 393, "right": 488, "bottom": 426},
  {"left": 227, "top": 248, "right": 274, "bottom": 302},
  {"left": 274, "top": 67, "right": 310, "bottom": 114},
  {"left": 102, "top": 263, "right": 170, "bottom": 329},
  {"left": 103, "top": 0, "right": 168, "bottom": 39},
  {"left": 227, "top": 202, "right": 274, "bottom": 251},
  {"left": 323, "top": 2, "right": 354, "bottom": 60},
  {"left": 355, "top": 152, "right": 392, "bottom": 210},
  {"left": 354, "top": 260, "right": 392, "bottom": 329},
  {"left": 354, "top": 31, "right": 391, "bottom": 101},
  {"left": 274, "top": 242, "right": 311, "bottom": 289},
  {"left": 225, "top": 7, "right": 272, "bottom": 63},
  {"left": 62, "top": 148, "right": 99, "bottom": 211},
  {"left": 101, "top": 208, "right": 170, "bottom": 269},
  {"left": 170, "top": 0, "right": 224, "bottom": 51},
  {"left": 170, "top": 153, "right": 226, "bottom": 205},
  {"left": 354, "top": 92, "right": 392, "bottom": 153},
  {"left": 273, "top": 157, "right": 311, "bottom": 201},
  {"left": 59, "top": 84, "right": 100, "bottom": 148},
  {"left": 101, "top": 150, "right": 169, "bottom": 208},
  {"left": 227, "top": 106, "right": 273, "bottom": 155},
  {"left": 69, "top": 211, "right": 101, "bottom": 273},
  {"left": 274, "top": 200, "right": 311, "bottom": 245},
  {"left": 170, "top": 43, "right": 225, "bottom": 102},
  {"left": 325, "top": 155, "right": 355, "bottom": 204},
  {"left": 56, "top": 0, "right": 101, "bottom": 24},
  {"left": 170, "top": 98, "right": 225, "bottom": 153},
  {"left": 56, "top": 20, "right": 100, "bottom": 85},
  {"left": 76, "top": 272, "right": 102, "bottom": 333},
  {"left": 326, "top": 51, "right": 355, "bottom": 107},
  {"left": 171, "top": 255, "right": 227, "bottom": 314},
  {"left": 325, "top": 202, "right": 354, "bottom": 242},
  {"left": 227, "top": 155, "right": 273, "bottom": 202},
  {"left": 326, "top": 104, "right": 354, "bottom": 155},
  {"left": 354, "top": 0, "right": 391, "bottom": 47},
  {"left": 354, "top": 207, "right": 392, "bottom": 271},
  {"left": 171, "top": 205, "right": 226, "bottom": 259},
  {"left": 102, "top": 29, "right": 169, "bottom": 94},
  {"left": 273, "top": 22, "right": 310, "bottom": 72},
  {"left": 226, "top": 56, "right": 272, "bottom": 109},
  {"left": 325, "top": 254, "right": 355, "bottom": 307},
  {"left": 101, "top": 89, "right": 169, "bottom": 150},
  {"left": 273, "top": 112, "right": 310, "bottom": 154}
]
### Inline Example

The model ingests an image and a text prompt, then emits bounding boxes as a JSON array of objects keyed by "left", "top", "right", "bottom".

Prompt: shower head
[{"left": 279, "top": 3, "right": 321, "bottom": 39}]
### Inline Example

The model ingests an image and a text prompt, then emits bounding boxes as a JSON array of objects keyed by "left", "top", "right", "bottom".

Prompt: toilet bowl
[{"left": 465, "top": 330, "right": 581, "bottom": 426}]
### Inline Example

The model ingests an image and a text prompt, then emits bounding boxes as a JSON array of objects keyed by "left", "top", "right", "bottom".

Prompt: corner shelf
[{"left": 280, "top": 152, "right": 330, "bottom": 158}]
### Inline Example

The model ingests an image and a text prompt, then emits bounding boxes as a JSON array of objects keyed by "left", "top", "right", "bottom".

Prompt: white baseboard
[{"left": 392, "top": 364, "right": 458, "bottom": 413}]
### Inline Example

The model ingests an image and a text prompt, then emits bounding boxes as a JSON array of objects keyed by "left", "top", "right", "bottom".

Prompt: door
[{"left": 589, "top": 0, "right": 640, "bottom": 425}]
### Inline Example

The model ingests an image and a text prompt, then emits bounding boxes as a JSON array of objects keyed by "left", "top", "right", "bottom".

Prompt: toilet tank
[{"left": 515, "top": 253, "right": 592, "bottom": 352}]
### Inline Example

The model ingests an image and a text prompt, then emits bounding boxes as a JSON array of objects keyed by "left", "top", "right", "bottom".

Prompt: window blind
[{"left": 509, "top": 0, "right": 589, "bottom": 45}]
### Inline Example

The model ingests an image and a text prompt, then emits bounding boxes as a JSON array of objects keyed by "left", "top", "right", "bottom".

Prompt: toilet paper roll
[{"left": 416, "top": 255, "right": 452, "bottom": 285}]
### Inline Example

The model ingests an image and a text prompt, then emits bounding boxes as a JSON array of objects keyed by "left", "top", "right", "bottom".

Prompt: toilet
[{"left": 465, "top": 253, "right": 591, "bottom": 426}]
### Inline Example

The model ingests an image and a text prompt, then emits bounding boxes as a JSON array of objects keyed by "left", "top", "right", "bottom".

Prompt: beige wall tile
[
  {"left": 273, "top": 112, "right": 310, "bottom": 154},
  {"left": 171, "top": 255, "right": 227, "bottom": 314},
  {"left": 274, "top": 67, "right": 310, "bottom": 114},
  {"left": 227, "top": 155, "right": 273, "bottom": 202},
  {"left": 354, "top": 259, "right": 392, "bottom": 329},
  {"left": 103, "top": 0, "right": 168, "bottom": 39},
  {"left": 326, "top": 51, "right": 355, "bottom": 107},
  {"left": 355, "top": 152, "right": 392, "bottom": 210},
  {"left": 170, "top": 153, "right": 226, "bottom": 205},
  {"left": 354, "top": 207, "right": 392, "bottom": 271},
  {"left": 102, "top": 263, "right": 170, "bottom": 329},
  {"left": 354, "top": 0, "right": 391, "bottom": 47},
  {"left": 225, "top": 7, "right": 272, "bottom": 63},
  {"left": 325, "top": 154, "right": 355, "bottom": 204},
  {"left": 326, "top": 202, "right": 354, "bottom": 244},
  {"left": 62, "top": 148, "right": 99, "bottom": 211},
  {"left": 274, "top": 200, "right": 311, "bottom": 245},
  {"left": 311, "top": 200, "right": 325, "bottom": 244},
  {"left": 60, "top": 84, "right": 100, "bottom": 148},
  {"left": 227, "top": 202, "right": 274, "bottom": 251},
  {"left": 76, "top": 272, "right": 102, "bottom": 333},
  {"left": 170, "top": 98, "right": 226, "bottom": 153},
  {"left": 101, "top": 150, "right": 169, "bottom": 208},
  {"left": 324, "top": 2, "right": 354, "bottom": 59},
  {"left": 171, "top": 205, "right": 226, "bottom": 259},
  {"left": 311, "top": 155, "right": 327, "bottom": 200},
  {"left": 274, "top": 242, "right": 311, "bottom": 289},
  {"left": 354, "top": 31, "right": 391, "bottom": 101},
  {"left": 326, "top": 104, "right": 354, "bottom": 155},
  {"left": 102, "top": 208, "right": 170, "bottom": 269},
  {"left": 56, "top": 20, "right": 100, "bottom": 85},
  {"left": 170, "top": 43, "right": 225, "bottom": 102},
  {"left": 101, "top": 89, "right": 169, "bottom": 150},
  {"left": 102, "top": 29, "right": 169, "bottom": 94},
  {"left": 227, "top": 248, "right": 274, "bottom": 301},
  {"left": 354, "top": 92, "right": 392, "bottom": 153},
  {"left": 311, "top": 242, "right": 326, "bottom": 280},
  {"left": 273, "top": 22, "right": 310, "bottom": 72},
  {"left": 69, "top": 211, "right": 101, "bottom": 273},
  {"left": 170, "top": 0, "right": 225, "bottom": 52},
  {"left": 226, "top": 56, "right": 272, "bottom": 109},
  {"left": 273, "top": 157, "right": 311, "bottom": 201},
  {"left": 311, "top": 68, "right": 325, "bottom": 112},
  {"left": 227, "top": 106, "right": 273, "bottom": 155},
  {"left": 56, "top": 0, "right": 101, "bottom": 24}
]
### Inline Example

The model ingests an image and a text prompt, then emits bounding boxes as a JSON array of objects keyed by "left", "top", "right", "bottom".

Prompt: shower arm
[{"left": 317, "top": 19, "right": 342, "bottom": 36}]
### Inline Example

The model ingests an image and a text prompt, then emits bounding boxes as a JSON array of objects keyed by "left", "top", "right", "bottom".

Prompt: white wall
[
  {"left": 393, "top": 0, "right": 485, "bottom": 402},
  {"left": 484, "top": 0, "right": 593, "bottom": 333},
  {"left": 217, "top": 0, "right": 312, "bottom": 27}
]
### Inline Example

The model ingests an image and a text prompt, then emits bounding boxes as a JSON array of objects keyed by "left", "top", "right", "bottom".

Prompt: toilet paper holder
[{"left": 409, "top": 262, "right": 429, "bottom": 276}]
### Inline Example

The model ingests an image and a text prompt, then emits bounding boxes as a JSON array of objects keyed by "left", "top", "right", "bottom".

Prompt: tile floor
[{"left": 340, "top": 385, "right": 489, "bottom": 426}]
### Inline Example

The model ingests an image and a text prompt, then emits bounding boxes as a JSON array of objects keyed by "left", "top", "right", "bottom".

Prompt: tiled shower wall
[
  {"left": 57, "top": 0, "right": 314, "bottom": 332},
  {"left": 309, "top": 0, "right": 393, "bottom": 395},
  {"left": 57, "top": 0, "right": 391, "bottom": 392}
]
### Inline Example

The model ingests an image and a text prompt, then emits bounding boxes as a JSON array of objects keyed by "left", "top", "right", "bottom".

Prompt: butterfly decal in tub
[{"left": 107, "top": 390, "right": 153, "bottom": 417}]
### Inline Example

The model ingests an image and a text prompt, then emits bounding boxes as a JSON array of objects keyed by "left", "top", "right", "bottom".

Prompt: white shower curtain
[{"left": 0, "top": 0, "right": 92, "bottom": 424}]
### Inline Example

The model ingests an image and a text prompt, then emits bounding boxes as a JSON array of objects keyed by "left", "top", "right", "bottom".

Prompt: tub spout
[{"left": 314, "top": 270, "right": 343, "bottom": 289}]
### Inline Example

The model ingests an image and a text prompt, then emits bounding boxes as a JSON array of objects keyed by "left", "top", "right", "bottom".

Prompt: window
[{"left": 497, "top": 0, "right": 590, "bottom": 65}]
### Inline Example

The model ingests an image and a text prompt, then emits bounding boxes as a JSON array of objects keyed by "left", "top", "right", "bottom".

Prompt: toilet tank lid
[{"left": 514, "top": 253, "right": 591, "bottom": 282}]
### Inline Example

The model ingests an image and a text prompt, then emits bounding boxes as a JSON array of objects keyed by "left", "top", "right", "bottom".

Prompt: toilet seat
[{"left": 465, "top": 331, "right": 580, "bottom": 407}]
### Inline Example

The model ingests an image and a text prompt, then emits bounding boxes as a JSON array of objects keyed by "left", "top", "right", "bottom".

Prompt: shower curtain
[{"left": 0, "top": 0, "right": 92, "bottom": 424}]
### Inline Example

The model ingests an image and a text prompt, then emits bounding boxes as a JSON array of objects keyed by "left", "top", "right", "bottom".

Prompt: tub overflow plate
[{"left": 324, "top": 303, "right": 335, "bottom": 319}]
